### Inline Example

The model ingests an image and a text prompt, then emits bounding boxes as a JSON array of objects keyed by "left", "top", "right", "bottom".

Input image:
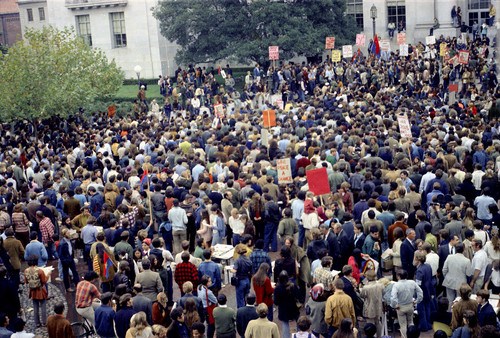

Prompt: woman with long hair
[
  {"left": 463, "top": 207, "right": 475, "bottom": 231},
  {"left": 95, "top": 243, "right": 117, "bottom": 292},
  {"left": 197, "top": 275, "right": 217, "bottom": 338},
  {"left": 97, "top": 203, "right": 116, "bottom": 229},
  {"left": 274, "top": 270, "right": 300, "bottom": 338},
  {"left": 210, "top": 205, "right": 225, "bottom": 245},
  {"left": 485, "top": 228, "right": 500, "bottom": 263},
  {"left": 332, "top": 318, "right": 358, "bottom": 338},
  {"left": 451, "top": 310, "right": 480, "bottom": 338},
  {"left": 252, "top": 262, "right": 274, "bottom": 321},
  {"left": 126, "top": 311, "right": 154, "bottom": 338},
  {"left": 249, "top": 192, "right": 265, "bottom": 240},
  {"left": 196, "top": 209, "right": 212, "bottom": 248},
  {"left": 12, "top": 203, "right": 30, "bottom": 248},
  {"left": 183, "top": 297, "right": 201, "bottom": 335}
]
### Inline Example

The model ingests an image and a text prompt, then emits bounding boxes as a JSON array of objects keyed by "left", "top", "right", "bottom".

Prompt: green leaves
[
  {"left": 153, "top": 0, "right": 357, "bottom": 65},
  {"left": 0, "top": 26, "right": 124, "bottom": 122}
]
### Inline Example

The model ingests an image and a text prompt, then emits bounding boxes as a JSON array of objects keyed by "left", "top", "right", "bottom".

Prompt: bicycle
[{"left": 71, "top": 317, "right": 96, "bottom": 338}]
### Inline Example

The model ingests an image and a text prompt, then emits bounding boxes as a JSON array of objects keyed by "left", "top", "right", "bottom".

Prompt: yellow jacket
[{"left": 324, "top": 290, "right": 356, "bottom": 328}]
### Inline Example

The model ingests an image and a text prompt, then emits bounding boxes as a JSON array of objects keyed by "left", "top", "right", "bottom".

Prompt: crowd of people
[{"left": 1, "top": 8, "right": 500, "bottom": 338}]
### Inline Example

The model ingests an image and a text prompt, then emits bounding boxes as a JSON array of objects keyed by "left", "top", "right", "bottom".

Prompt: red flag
[
  {"left": 103, "top": 251, "right": 114, "bottom": 279},
  {"left": 374, "top": 34, "right": 380, "bottom": 55},
  {"left": 218, "top": 66, "right": 221, "bottom": 75},
  {"left": 140, "top": 169, "right": 148, "bottom": 191}
]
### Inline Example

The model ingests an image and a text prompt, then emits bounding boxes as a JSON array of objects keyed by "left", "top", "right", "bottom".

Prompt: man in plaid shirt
[
  {"left": 37, "top": 210, "right": 57, "bottom": 260},
  {"left": 313, "top": 256, "right": 335, "bottom": 292},
  {"left": 249, "top": 239, "right": 272, "bottom": 276},
  {"left": 76, "top": 271, "right": 101, "bottom": 326},
  {"left": 174, "top": 252, "right": 199, "bottom": 296}
]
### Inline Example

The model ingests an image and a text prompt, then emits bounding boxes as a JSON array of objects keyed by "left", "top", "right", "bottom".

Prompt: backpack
[{"left": 25, "top": 267, "right": 42, "bottom": 289}]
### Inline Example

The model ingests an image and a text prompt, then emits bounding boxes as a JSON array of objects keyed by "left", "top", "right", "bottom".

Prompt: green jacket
[
  {"left": 213, "top": 306, "right": 236, "bottom": 335},
  {"left": 290, "top": 244, "right": 312, "bottom": 285}
]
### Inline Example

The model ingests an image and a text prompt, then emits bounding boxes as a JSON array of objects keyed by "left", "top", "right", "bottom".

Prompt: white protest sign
[
  {"left": 397, "top": 114, "right": 412, "bottom": 138},
  {"left": 342, "top": 45, "right": 353, "bottom": 58},
  {"left": 380, "top": 40, "right": 391, "bottom": 52},
  {"left": 399, "top": 44, "right": 408, "bottom": 56},
  {"left": 425, "top": 35, "right": 436, "bottom": 45},
  {"left": 277, "top": 158, "right": 293, "bottom": 184}
]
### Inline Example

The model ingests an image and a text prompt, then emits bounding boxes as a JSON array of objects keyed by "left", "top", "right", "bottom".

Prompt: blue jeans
[
  {"left": 264, "top": 222, "right": 278, "bottom": 252},
  {"left": 326, "top": 326, "right": 338, "bottom": 338},
  {"left": 235, "top": 278, "right": 250, "bottom": 308},
  {"left": 232, "top": 234, "right": 241, "bottom": 246},
  {"left": 84, "top": 243, "right": 93, "bottom": 271},
  {"left": 46, "top": 242, "right": 58, "bottom": 260},
  {"left": 267, "top": 304, "right": 273, "bottom": 321},
  {"left": 282, "top": 320, "right": 291, "bottom": 338},
  {"left": 62, "top": 260, "right": 79, "bottom": 289},
  {"left": 417, "top": 299, "right": 432, "bottom": 331},
  {"left": 296, "top": 219, "right": 305, "bottom": 247}
]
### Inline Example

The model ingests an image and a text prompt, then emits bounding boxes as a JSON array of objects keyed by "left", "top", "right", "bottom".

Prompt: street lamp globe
[
  {"left": 134, "top": 65, "right": 142, "bottom": 74},
  {"left": 370, "top": 5, "right": 377, "bottom": 20}
]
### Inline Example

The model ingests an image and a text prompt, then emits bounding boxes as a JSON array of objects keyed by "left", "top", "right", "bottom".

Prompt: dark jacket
[
  {"left": 264, "top": 201, "right": 281, "bottom": 224},
  {"left": 236, "top": 305, "right": 258, "bottom": 337},
  {"left": 477, "top": 302, "right": 497, "bottom": 327},
  {"left": 57, "top": 238, "right": 74, "bottom": 264},
  {"left": 166, "top": 320, "right": 189, "bottom": 338},
  {"left": 114, "top": 306, "right": 136, "bottom": 338},
  {"left": 274, "top": 283, "right": 300, "bottom": 321},
  {"left": 400, "top": 238, "right": 417, "bottom": 278},
  {"left": 0, "top": 278, "right": 20, "bottom": 318},
  {"left": 307, "top": 239, "right": 329, "bottom": 262}
]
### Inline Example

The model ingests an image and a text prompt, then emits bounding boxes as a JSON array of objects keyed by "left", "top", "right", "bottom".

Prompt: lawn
[{"left": 116, "top": 84, "right": 162, "bottom": 99}]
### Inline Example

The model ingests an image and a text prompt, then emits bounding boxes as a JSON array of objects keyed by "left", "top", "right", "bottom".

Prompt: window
[
  {"left": 38, "top": 8, "right": 45, "bottom": 21},
  {"left": 387, "top": 2, "right": 406, "bottom": 29},
  {"left": 468, "top": 0, "right": 490, "bottom": 26},
  {"left": 76, "top": 15, "right": 92, "bottom": 47},
  {"left": 110, "top": 12, "right": 126, "bottom": 48},
  {"left": 27, "top": 8, "right": 33, "bottom": 22},
  {"left": 468, "top": 0, "right": 490, "bottom": 10},
  {"left": 346, "top": 0, "right": 364, "bottom": 30}
]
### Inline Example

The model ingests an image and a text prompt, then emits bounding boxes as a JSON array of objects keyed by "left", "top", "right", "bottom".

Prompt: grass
[{"left": 116, "top": 84, "right": 162, "bottom": 99}]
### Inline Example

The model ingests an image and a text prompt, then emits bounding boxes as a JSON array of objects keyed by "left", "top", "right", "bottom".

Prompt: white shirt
[
  {"left": 472, "top": 249, "right": 489, "bottom": 278},
  {"left": 229, "top": 216, "right": 245, "bottom": 235},
  {"left": 425, "top": 252, "right": 439, "bottom": 276}
]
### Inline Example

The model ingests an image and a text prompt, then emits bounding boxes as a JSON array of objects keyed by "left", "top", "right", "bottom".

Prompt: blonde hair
[{"left": 129, "top": 312, "right": 149, "bottom": 336}]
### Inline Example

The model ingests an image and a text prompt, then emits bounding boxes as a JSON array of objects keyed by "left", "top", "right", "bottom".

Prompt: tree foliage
[
  {"left": 0, "top": 26, "right": 124, "bottom": 123},
  {"left": 153, "top": 0, "right": 357, "bottom": 66}
]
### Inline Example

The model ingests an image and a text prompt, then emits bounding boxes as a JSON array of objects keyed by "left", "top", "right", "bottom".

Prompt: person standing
[
  {"left": 168, "top": 199, "right": 188, "bottom": 254},
  {"left": 132, "top": 284, "right": 153, "bottom": 325},
  {"left": 324, "top": 278, "right": 356, "bottom": 338},
  {"left": 24, "top": 232, "right": 48, "bottom": 267},
  {"left": 235, "top": 293, "right": 258, "bottom": 337},
  {"left": 46, "top": 302, "right": 75, "bottom": 338},
  {"left": 58, "top": 228, "right": 80, "bottom": 292},
  {"left": 470, "top": 238, "right": 488, "bottom": 294},
  {"left": 390, "top": 270, "right": 423, "bottom": 338},
  {"left": 37, "top": 211, "right": 56, "bottom": 260},
  {"left": 94, "top": 292, "right": 116, "bottom": 338},
  {"left": 244, "top": 303, "right": 279, "bottom": 338},
  {"left": 3, "top": 228, "right": 25, "bottom": 288},
  {"left": 114, "top": 294, "right": 136, "bottom": 338},
  {"left": 136, "top": 258, "right": 164, "bottom": 302},
  {"left": 263, "top": 194, "right": 281, "bottom": 252},
  {"left": 414, "top": 251, "right": 433, "bottom": 332},
  {"left": 360, "top": 270, "right": 385, "bottom": 338},
  {"left": 75, "top": 271, "right": 101, "bottom": 327},
  {"left": 442, "top": 242, "right": 472, "bottom": 305},
  {"left": 81, "top": 217, "right": 98, "bottom": 271},
  {"left": 400, "top": 229, "right": 417, "bottom": 279},
  {"left": 24, "top": 254, "right": 48, "bottom": 328},
  {"left": 231, "top": 246, "right": 252, "bottom": 308},
  {"left": 212, "top": 294, "right": 236, "bottom": 338},
  {"left": 251, "top": 263, "right": 274, "bottom": 321}
]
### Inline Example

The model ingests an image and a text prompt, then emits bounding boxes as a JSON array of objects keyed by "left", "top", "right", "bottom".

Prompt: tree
[
  {"left": 0, "top": 26, "right": 124, "bottom": 131},
  {"left": 153, "top": 0, "right": 357, "bottom": 66}
]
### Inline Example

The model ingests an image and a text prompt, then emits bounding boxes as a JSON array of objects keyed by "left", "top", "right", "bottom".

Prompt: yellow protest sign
[
  {"left": 440, "top": 43, "right": 447, "bottom": 57},
  {"left": 332, "top": 50, "right": 341, "bottom": 62}
]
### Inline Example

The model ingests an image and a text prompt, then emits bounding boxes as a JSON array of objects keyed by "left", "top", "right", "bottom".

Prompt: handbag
[
  {"left": 231, "top": 276, "right": 239, "bottom": 287},
  {"left": 205, "top": 288, "right": 216, "bottom": 325}
]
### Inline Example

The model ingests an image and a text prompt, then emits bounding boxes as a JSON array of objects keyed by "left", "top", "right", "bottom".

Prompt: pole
[
  {"left": 137, "top": 73, "right": 140, "bottom": 89},
  {"left": 147, "top": 172, "right": 153, "bottom": 229},
  {"left": 373, "top": 18, "right": 376, "bottom": 39}
]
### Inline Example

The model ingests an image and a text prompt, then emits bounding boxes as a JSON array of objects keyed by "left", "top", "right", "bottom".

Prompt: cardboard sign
[
  {"left": 268, "top": 46, "right": 279, "bottom": 60},
  {"left": 380, "top": 40, "right": 391, "bottom": 52},
  {"left": 448, "top": 55, "right": 458, "bottom": 65},
  {"left": 306, "top": 167, "right": 330, "bottom": 196},
  {"left": 212, "top": 117, "right": 220, "bottom": 129},
  {"left": 355, "top": 34, "right": 366, "bottom": 47},
  {"left": 425, "top": 35, "right": 436, "bottom": 45},
  {"left": 449, "top": 84, "right": 459, "bottom": 92},
  {"left": 342, "top": 45, "right": 353, "bottom": 58},
  {"left": 214, "top": 103, "right": 225, "bottom": 118},
  {"left": 331, "top": 50, "right": 341, "bottom": 62},
  {"left": 399, "top": 44, "right": 408, "bottom": 56},
  {"left": 261, "top": 128, "right": 269, "bottom": 147},
  {"left": 397, "top": 33, "right": 406, "bottom": 45},
  {"left": 262, "top": 110, "right": 276, "bottom": 128},
  {"left": 277, "top": 158, "right": 293, "bottom": 184},
  {"left": 440, "top": 43, "right": 447, "bottom": 57},
  {"left": 108, "top": 104, "right": 115, "bottom": 118},
  {"left": 458, "top": 50, "right": 470, "bottom": 64},
  {"left": 397, "top": 114, "right": 412, "bottom": 138},
  {"left": 325, "top": 37, "right": 335, "bottom": 49}
]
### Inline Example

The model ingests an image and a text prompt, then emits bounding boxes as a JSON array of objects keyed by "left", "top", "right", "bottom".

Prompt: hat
[
  {"left": 143, "top": 238, "right": 152, "bottom": 246},
  {"left": 310, "top": 283, "right": 324, "bottom": 301}
]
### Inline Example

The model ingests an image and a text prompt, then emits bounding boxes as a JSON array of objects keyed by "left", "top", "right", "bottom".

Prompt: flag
[
  {"left": 140, "top": 169, "right": 148, "bottom": 191},
  {"left": 374, "top": 34, "right": 381, "bottom": 57},
  {"left": 103, "top": 251, "right": 114, "bottom": 279},
  {"left": 352, "top": 53, "right": 356, "bottom": 63},
  {"left": 358, "top": 48, "right": 362, "bottom": 58},
  {"left": 218, "top": 65, "right": 221, "bottom": 75}
]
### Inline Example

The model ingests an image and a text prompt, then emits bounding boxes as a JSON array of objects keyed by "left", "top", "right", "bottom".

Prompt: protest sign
[
  {"left": 108, "top": 105, "right": 115, "bottom": 118},
  {"left": 458, "top": 50, "right": 470, "bottom": 64},
  {"left": 262, "top": 110, "right": 276, "bottom": 128},
  {"left": 342, "top": 45, "right": 353, "bottom": 58},
  {"left": 306, "top": 168, "right": 331, "bottom": 196},
  {"left": 214, "top": 103, "right": 224, "bottom": 118},
  {"left": 277, "top": 158, "right": 293, "bottom": 184},
  {"left": 276, "top": 98, "right": 284, "bottom": 110},
  {"left": 397, "top": 114, "right": 412, "bottom": 138},
  {"left": 325, "top": 37, "right": 335, "bottom": 49},
  {"left": 268, "top": 46, "right": 279, "bottom": 60},
  {"left": 261, "top": 128, "right": 269, "bottom": 147},
  {"left": 355, "top": 34, "right": 366, "bottom": 46},
  {"left": 425, "top": 35, "right": 436, "bottom": 45},
  {"left": 397, "top": 33, "right": 405, "bottom": 45},
  {"left": 440, "top": 43, "right": 447, "bottom": 57},
  {"left": 448, "top": 84, "right": 458, "bottom": 92},
  {"left": 380, "top": 40, "right": 390, "bottom": 52},
  {"left": 399, "top": 44, "right": 408, "bottom": 56},
  {"left": 331, "top": 50, "right": 341, "bottom": 62}
]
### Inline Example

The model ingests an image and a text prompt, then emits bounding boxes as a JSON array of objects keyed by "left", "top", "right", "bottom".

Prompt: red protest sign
[
  {"left": 458, "top": 50, "right": 470, "bottom": 64},
  {"left": 449, "top": 84, "right": 458, "bottom": 92},
  {"left": 108, "top": 104, "right": 115, "bottom": 118},
  {"left": 397, "top": 33, "right": 406, "bottom": 45},
  {"left": 262, "top": 110, "right": 276, "bottom": 128},
  {"left": 355, "top": 34, "right": 366, "bottom": 47},
  {"left": 268, "top": 46, "right": 279, "bottom": 60},
  {"left": 306, "top": 167, "right": 330, "bottom": 196},
  {"left": 325, "top": 37, "right": 335, "bottom": 49}
]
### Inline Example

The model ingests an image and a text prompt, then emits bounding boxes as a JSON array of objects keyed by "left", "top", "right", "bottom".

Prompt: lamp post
[
  {"left": 134, "top": 65, "right": 142, "bottom": 89},
  {"left": 370, "top": 4, "right": 377, "bottom": 39}
]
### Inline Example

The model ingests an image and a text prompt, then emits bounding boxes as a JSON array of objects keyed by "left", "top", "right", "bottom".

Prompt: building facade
[
  {"left": 347, "top": 0, "right": 500, "bottom": 44},
  {"left": 17, "top": 0, "right": 179, "bottom": 78},
  {"left": 0, "top": 0, "right": 22, "bottom": 47}
]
